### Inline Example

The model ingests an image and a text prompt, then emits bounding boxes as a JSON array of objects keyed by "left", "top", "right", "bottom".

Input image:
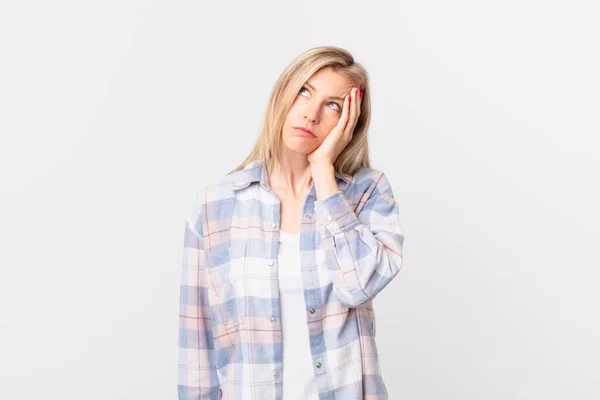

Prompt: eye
[
  {"left": 298, "top": 87, "right": 341, "bottom": 111},
  {"left": 328, "top": 102, "right": 341, "bottom": 111}
]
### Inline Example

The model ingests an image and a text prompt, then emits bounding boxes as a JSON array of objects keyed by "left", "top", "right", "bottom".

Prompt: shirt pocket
[{"left": 207, "top": 247, "right": 246, "bottom": 329}]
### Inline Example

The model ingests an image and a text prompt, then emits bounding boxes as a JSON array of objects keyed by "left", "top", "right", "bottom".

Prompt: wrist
[
  {"left": 310, "top": 162, "right": 334, "bottom": 173},
  {"left": 310, "top": 163, "right": 338, "bottom": 201}
]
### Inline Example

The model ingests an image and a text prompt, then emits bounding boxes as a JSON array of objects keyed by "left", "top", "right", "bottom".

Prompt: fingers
[
  {"left": 338, "top": 86, "right": 362, "bottom": 139},
  {"left": 346, "top": 86, "right": 362, "bottom": 137},
  {"left": 338, "top": 92, "right": 351, "bottom": 130}
]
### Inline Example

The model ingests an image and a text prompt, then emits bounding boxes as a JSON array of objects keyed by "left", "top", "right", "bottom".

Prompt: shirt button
[
  {"left": 270, "top": 317, "right": 277, "bottom": 324},
  {"left": 326, "top": 215, "right": 333, "bottom": 222},
  {"left": 273, "top": 371, "right": 280, "bottom": 378},
  {"left": 309, "top": 308, "right": 316, "bottom": 314},
  {"left": 315, "top": 362, "right": 322, "bottom": 369},
  {"left": 305, "top": 213, "right": 312, "bottom": 219},
  {"left": 268, "top": 260, "right": 274, "bottom": 266},
  {"left": 271, "top": 222, "right": 276, "bottom": 228}
]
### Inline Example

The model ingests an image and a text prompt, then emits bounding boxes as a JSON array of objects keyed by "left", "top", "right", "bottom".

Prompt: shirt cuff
[{"left": 313, "top": 190, "right": 360, "bottom": 237}]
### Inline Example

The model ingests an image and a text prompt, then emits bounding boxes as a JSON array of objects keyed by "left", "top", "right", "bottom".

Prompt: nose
[{"left": 304, "top": 101, "right": 319, "bottom": 123}]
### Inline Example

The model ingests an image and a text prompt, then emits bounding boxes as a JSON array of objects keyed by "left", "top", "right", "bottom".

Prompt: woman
[{"left": 178, "top": 46, "right": 405, "bottom": 400}]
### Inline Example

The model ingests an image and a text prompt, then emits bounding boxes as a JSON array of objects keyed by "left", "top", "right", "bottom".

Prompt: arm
[
  {"left": 177, "top": 194, "right": 220, "bottom": 399},
  {"left": 314, "top": 172, "right": 405, "bottom": 308}
]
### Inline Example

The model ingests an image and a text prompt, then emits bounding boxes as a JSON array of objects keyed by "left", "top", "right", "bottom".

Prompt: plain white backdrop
[{"left": 1, "top": 1, "right": 599, "bottom": 399}]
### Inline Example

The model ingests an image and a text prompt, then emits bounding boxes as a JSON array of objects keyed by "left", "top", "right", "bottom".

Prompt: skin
[{"left": 267, "top": 66, "right": 363, "bottom": 233}]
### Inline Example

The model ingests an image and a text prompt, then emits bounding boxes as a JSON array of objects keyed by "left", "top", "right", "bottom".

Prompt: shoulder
[
  {"left": 352, "top": 166, "right": 384, "bottom": 182},
  {"left": 188, "top": 162, "right": 258, "bottom": 216},
  {"left": 350, "top": 166, "right": 389, "bottom": 187},
  {"left": 349, "top": 167, "right": 396, "bottom": 199}
]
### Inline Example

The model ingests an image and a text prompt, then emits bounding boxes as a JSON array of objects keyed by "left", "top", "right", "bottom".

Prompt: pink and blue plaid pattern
[{"left": 178, "top": 159, "right": 405, "bottom": 399}]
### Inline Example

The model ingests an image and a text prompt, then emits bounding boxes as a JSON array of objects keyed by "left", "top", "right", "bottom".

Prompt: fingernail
[
  {"left": 360, "top": 90, "right": 364, "bottom": 98},
  {"left": 348, "top": 94, "right": 352, "bottom": 101}
]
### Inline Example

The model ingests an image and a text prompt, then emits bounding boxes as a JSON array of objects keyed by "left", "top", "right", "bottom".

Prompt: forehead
[{"left": 306, "top": 67, "right": 354, "bottom": 94}]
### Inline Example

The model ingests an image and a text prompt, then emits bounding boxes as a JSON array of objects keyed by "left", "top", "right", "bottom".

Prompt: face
[{"left": 281, "top": 66, "right": 355, "bottom": 154}]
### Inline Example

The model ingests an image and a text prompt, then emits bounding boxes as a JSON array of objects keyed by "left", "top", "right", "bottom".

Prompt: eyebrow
[{"left": 304, "top": 81, "right": 346, "bottom": 102}]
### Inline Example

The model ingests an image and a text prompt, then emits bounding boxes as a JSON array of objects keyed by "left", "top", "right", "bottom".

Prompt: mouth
[{"left": 293, "top": 126, "right": 316, "bottom": 138}]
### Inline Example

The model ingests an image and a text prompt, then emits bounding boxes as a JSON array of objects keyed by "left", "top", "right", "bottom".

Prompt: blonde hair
[{"left": 227, "top": 45, "right": 372, "bottom": 176}]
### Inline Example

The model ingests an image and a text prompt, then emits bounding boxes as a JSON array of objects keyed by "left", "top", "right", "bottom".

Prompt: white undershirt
[{"left": 277, "top": 230, "right": 320, "bottom": 400}]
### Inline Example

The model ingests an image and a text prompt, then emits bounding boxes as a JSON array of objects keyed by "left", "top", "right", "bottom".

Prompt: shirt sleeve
[
  {"left": 313, "top": 172, "right": 405, "bottom": 308},
  {"left": 178, "top": 193, "right": 220, "bottom": 399}
]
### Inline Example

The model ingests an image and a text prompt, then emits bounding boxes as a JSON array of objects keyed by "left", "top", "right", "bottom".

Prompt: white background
[{"left": 1, "top": 1, "right": 599, "bottom": 399}]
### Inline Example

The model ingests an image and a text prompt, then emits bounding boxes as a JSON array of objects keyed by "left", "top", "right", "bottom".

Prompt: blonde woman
[{"left": 178, "top": 45, "right": 405, "bottom": 400}]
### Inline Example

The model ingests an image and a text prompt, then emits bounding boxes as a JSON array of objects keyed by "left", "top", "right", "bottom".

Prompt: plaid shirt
[{"left": 178, "top": 159, "right": 405, "bottom": 399}]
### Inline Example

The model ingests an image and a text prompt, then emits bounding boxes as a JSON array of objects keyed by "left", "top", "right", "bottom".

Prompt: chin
[
  {"left": 283, "top": 143, "right": 313, "bottom": 155},
  {"left": 282, "top": 138, "right": 314, "bottom": 155}
]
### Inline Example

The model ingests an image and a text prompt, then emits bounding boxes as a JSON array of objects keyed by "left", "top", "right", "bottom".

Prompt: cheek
[
  {"left": 317, "top": 130, "right": 333, "bottom": 145},
  {"left": 284, "top": 105, "right": 301, "bottom": 121},
  {"left": 323, "top": 118, "right": 339, "bottom": 133}
]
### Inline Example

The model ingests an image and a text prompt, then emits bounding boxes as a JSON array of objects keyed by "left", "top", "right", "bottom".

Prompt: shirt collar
[{"left": 230, "top": 159, "right": 352, "bottom": 191}]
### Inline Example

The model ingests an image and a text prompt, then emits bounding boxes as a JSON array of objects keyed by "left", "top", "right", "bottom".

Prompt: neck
[{"left": 267, "top": 158, "right": 313, "bottom": 198}]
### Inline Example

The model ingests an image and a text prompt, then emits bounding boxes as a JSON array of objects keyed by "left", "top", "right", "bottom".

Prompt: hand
[{"left": 307, "top": 85, "right": 363, "bottom": 167}]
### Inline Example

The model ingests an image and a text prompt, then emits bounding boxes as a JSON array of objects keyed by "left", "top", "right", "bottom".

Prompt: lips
[{"left": 293, "top": 126, "right": 316, "bottom": 137}]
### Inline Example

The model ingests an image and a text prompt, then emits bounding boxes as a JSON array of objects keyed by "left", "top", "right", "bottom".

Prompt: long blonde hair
[{"left": 227, "top": 45, "right": 372, "bottom": 176}]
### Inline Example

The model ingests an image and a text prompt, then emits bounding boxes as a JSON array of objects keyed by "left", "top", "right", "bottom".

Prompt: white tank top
[{"left": 277, "top": 230, "right": 320, "bottom": 400}]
